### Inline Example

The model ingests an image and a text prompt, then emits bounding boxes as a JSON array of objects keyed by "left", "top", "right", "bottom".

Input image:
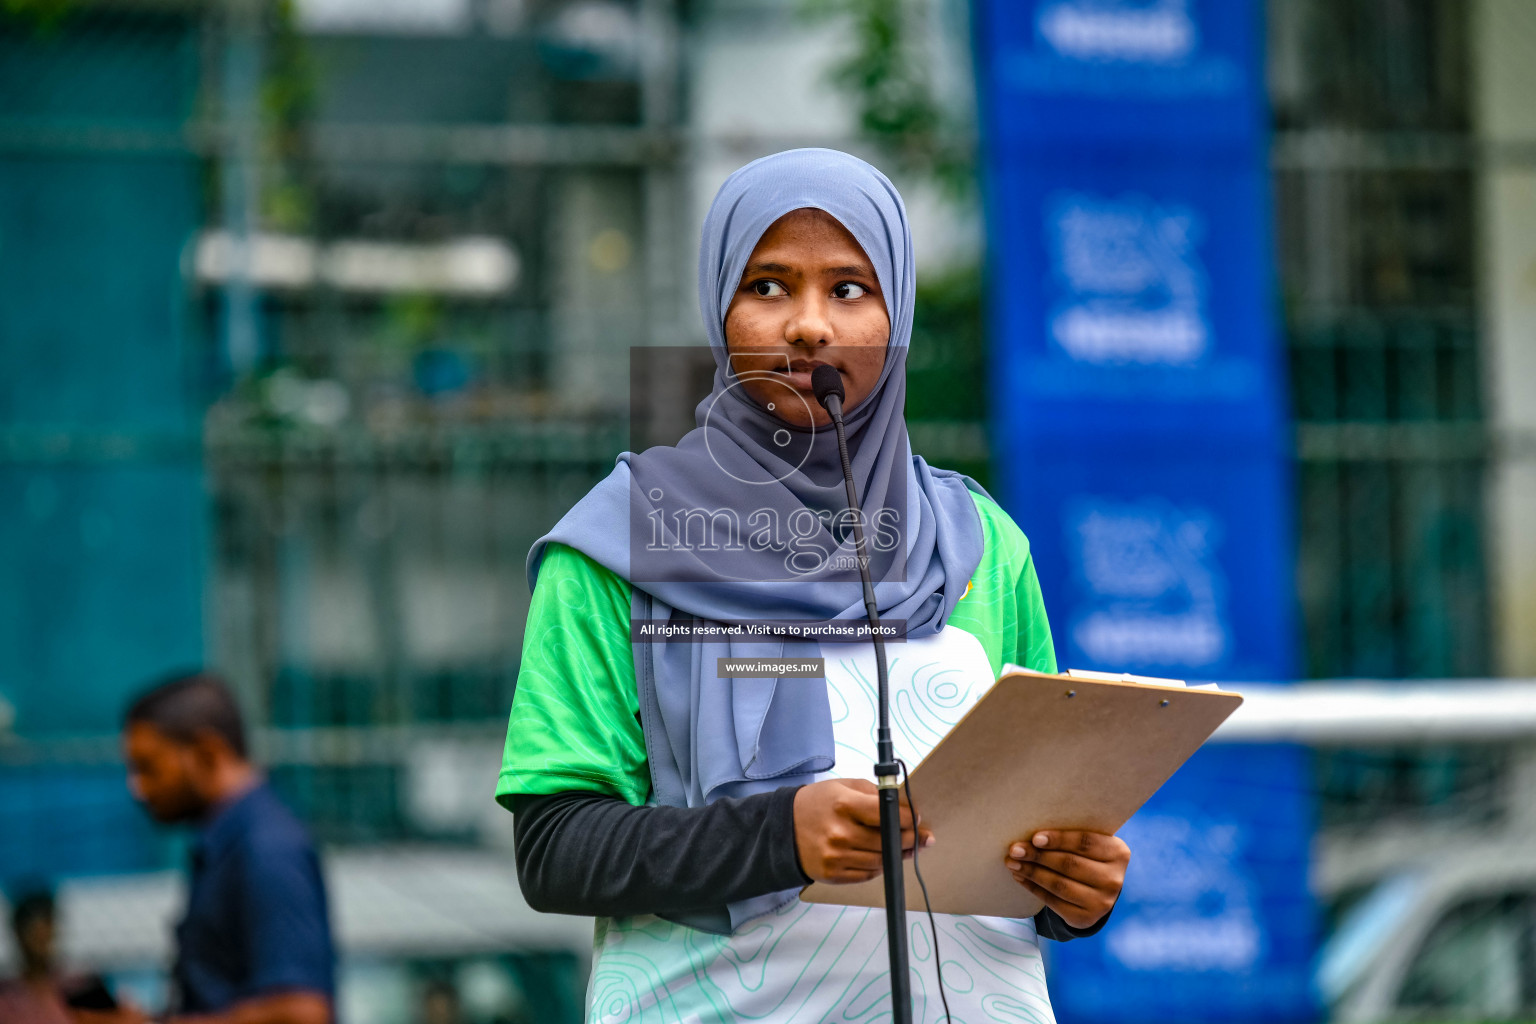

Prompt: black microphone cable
[{"left": 900, "top": 757, "right": 952, "bottom": 1024}]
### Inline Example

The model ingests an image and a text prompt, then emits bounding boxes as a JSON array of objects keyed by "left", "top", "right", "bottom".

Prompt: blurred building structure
[
  {"left": 1269, "top": 0, "right": 1536, "bottom": 850},
  {"left": 1476, "top": 0, "right": 1536, "bottom": 681},
  {"left": 1273, "top": 0, "right": 1487, "bottom": 683},
  {"left": 2, "top": 0, "right": 1536, "bottom": 1020}
]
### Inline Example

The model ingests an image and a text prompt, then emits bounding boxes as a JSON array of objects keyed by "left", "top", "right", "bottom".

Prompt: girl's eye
[
  {"left": 753, "top": 280, "right": 787, "bottom": 297},
  {"left": 833, "top": 282, "right": 868, "bottom": 299}
]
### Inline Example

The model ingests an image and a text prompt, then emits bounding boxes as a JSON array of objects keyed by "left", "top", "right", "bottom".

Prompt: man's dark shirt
[{"left": 174, "top": 783, "right": 335, "bottom": 1014}]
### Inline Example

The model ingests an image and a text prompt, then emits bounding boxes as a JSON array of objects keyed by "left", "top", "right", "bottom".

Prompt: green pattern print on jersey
[
  {"left": 587, "top": 899, "right": 1056, "bottom": 1023},
  {"left": 499, "top": 491, "right": 1061, "bottom": 1023}
]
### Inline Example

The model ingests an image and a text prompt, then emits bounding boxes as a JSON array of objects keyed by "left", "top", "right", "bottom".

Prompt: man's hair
[{"left": 124, "top": 671, "right": 248, "bottom": 759}]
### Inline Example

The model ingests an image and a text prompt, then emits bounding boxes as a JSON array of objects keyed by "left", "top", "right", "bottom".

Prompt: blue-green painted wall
[{"left": 0, "top": 11, "right": 205, "bottom": 880}]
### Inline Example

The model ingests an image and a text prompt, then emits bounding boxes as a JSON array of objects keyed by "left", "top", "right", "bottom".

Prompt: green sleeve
[
  {"left": 495, "top": 543, "right": 651, "bottom": 808},
  {"left": 948, "top": 492, "right": 1058, "bottom": 676},
  {"left": 1013, "top": 546, "right": 1058, "bottom": 674}
]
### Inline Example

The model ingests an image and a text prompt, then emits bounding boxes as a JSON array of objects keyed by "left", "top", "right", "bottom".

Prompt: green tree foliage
[
  {"left": 803, "top": 0, "right": 974, "bottom": 199},
  {"left": 1, "top": 0, "right": 73, "bottom": 31}
]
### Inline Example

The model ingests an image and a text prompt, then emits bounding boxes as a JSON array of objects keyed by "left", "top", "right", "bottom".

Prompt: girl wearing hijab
[{"left": 496, "top": 149, "right": 1129, "bottom": 1023}]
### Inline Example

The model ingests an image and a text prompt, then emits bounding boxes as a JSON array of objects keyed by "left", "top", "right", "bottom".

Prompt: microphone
[
  {"left": 811, "top": 362, "right": 845, "bottom": 417},
  {"left": 811, "top": 364, "right": 913, "bottom": 1024}
]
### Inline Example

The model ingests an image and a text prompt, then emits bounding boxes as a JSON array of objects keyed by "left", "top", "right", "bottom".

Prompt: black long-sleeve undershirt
[
  {"left": 509, "top": 788, "right": 1109, "bottom": 939},
  {"left": 510, "top": 787, "right": 810, "bottom": 917}
]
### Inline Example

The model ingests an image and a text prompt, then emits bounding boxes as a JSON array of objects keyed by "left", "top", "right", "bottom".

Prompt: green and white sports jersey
[{"left": 498, "top": 491, "right": 1060, "bottom": 1024}]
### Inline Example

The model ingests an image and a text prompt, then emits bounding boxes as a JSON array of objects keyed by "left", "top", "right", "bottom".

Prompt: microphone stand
[{"left": 813, "top": 365, "right": 912, "bottom": 1024}]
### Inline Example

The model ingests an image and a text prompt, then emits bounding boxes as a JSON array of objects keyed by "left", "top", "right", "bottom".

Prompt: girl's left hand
[{"left": 1003, "top": 830, "right": 1130, "bottom": 930}]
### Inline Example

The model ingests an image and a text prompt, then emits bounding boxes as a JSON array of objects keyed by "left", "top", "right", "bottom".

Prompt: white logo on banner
[
  {"left": 1048, "top": 193, "right": 1210, "bottom": 366},
  {"left": 1069, "top": 501, "right": 1228, "bottom": 668},
  {"left": 1107, "top": 813, "right": 1264, "bottom": 971},
  {"left": 1037, "top": 0, "right": 1198, "bottom": 64}
]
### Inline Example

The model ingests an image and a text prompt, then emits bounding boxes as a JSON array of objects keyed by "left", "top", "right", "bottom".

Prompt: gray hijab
[{"left": 528, "top": 148, "right": 986, "bottom": 931}]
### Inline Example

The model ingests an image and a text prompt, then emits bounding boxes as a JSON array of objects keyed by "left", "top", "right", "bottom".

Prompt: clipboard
[{"left": 800, "top": 667, "right": 1243, "bottom": 918}]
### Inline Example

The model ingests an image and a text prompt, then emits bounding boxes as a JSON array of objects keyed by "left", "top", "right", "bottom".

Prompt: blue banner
[
  {"left": 988, "top": 155, "right": 1286, "bottom": 443},
  {"left": 1014, "top": 451, "right": 1293, "bottom": 683},
  {"left": 976, "top": 1, "right": 1320, "bottom": 1021},
  {"left": 1057, "top": 745, "right": 1319, "bottom": 1023},
  {"left": 983, "top": 0, "right": 1264, "bottom": 147}
]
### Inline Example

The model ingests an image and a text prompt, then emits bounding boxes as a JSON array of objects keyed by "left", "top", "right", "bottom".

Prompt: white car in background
[
  {"left": 1319, "top": 846, "right": 1536, "bottom": 1022},
  {"left": 1224, "top": 682, "right": 1536, "bottom": 1022}
]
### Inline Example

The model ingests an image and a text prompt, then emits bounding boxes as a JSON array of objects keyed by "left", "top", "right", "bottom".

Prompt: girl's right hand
[{"left": 791, "top": 778, "right": 933, "bottom": 883}]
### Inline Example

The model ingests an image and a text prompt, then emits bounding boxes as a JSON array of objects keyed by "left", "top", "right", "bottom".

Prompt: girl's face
[{"left": 723, "top": 208, "right": 890, "bottom": 429}]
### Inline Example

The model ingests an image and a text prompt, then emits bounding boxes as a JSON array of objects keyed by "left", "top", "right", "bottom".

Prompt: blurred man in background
[
  {"left": 2, "top": 886, "right": 124, "bottom": 1023},
  {"left": 0, "top": 888, "right": 71, "bottom": 1024},
  {"left": 113, "top": 672, "right": 335, "bottom": 1024}
]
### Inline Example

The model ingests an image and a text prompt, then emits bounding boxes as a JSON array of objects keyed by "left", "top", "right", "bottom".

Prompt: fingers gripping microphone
[{"left": 812, "top": 364, "right": 913, "bottom": 1024}]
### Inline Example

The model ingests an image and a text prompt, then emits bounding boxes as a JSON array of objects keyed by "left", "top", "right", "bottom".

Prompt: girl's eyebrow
[
  {"left": 825, "top": 264, "right": 875, "bottom": 279},
  {"left": 741, "top": 260, "right": 877, "bottom": 279}
]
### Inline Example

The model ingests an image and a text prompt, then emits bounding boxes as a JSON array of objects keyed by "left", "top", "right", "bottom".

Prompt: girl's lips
[
  {"left": 782, "top": 360, "right": 837, "bottom": 393},
  {"left": 735, "top": 357, "right": 840, "bottom": 399},
  {"left": 782, "top": 369, "right": 818, "bottom": 392}
]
